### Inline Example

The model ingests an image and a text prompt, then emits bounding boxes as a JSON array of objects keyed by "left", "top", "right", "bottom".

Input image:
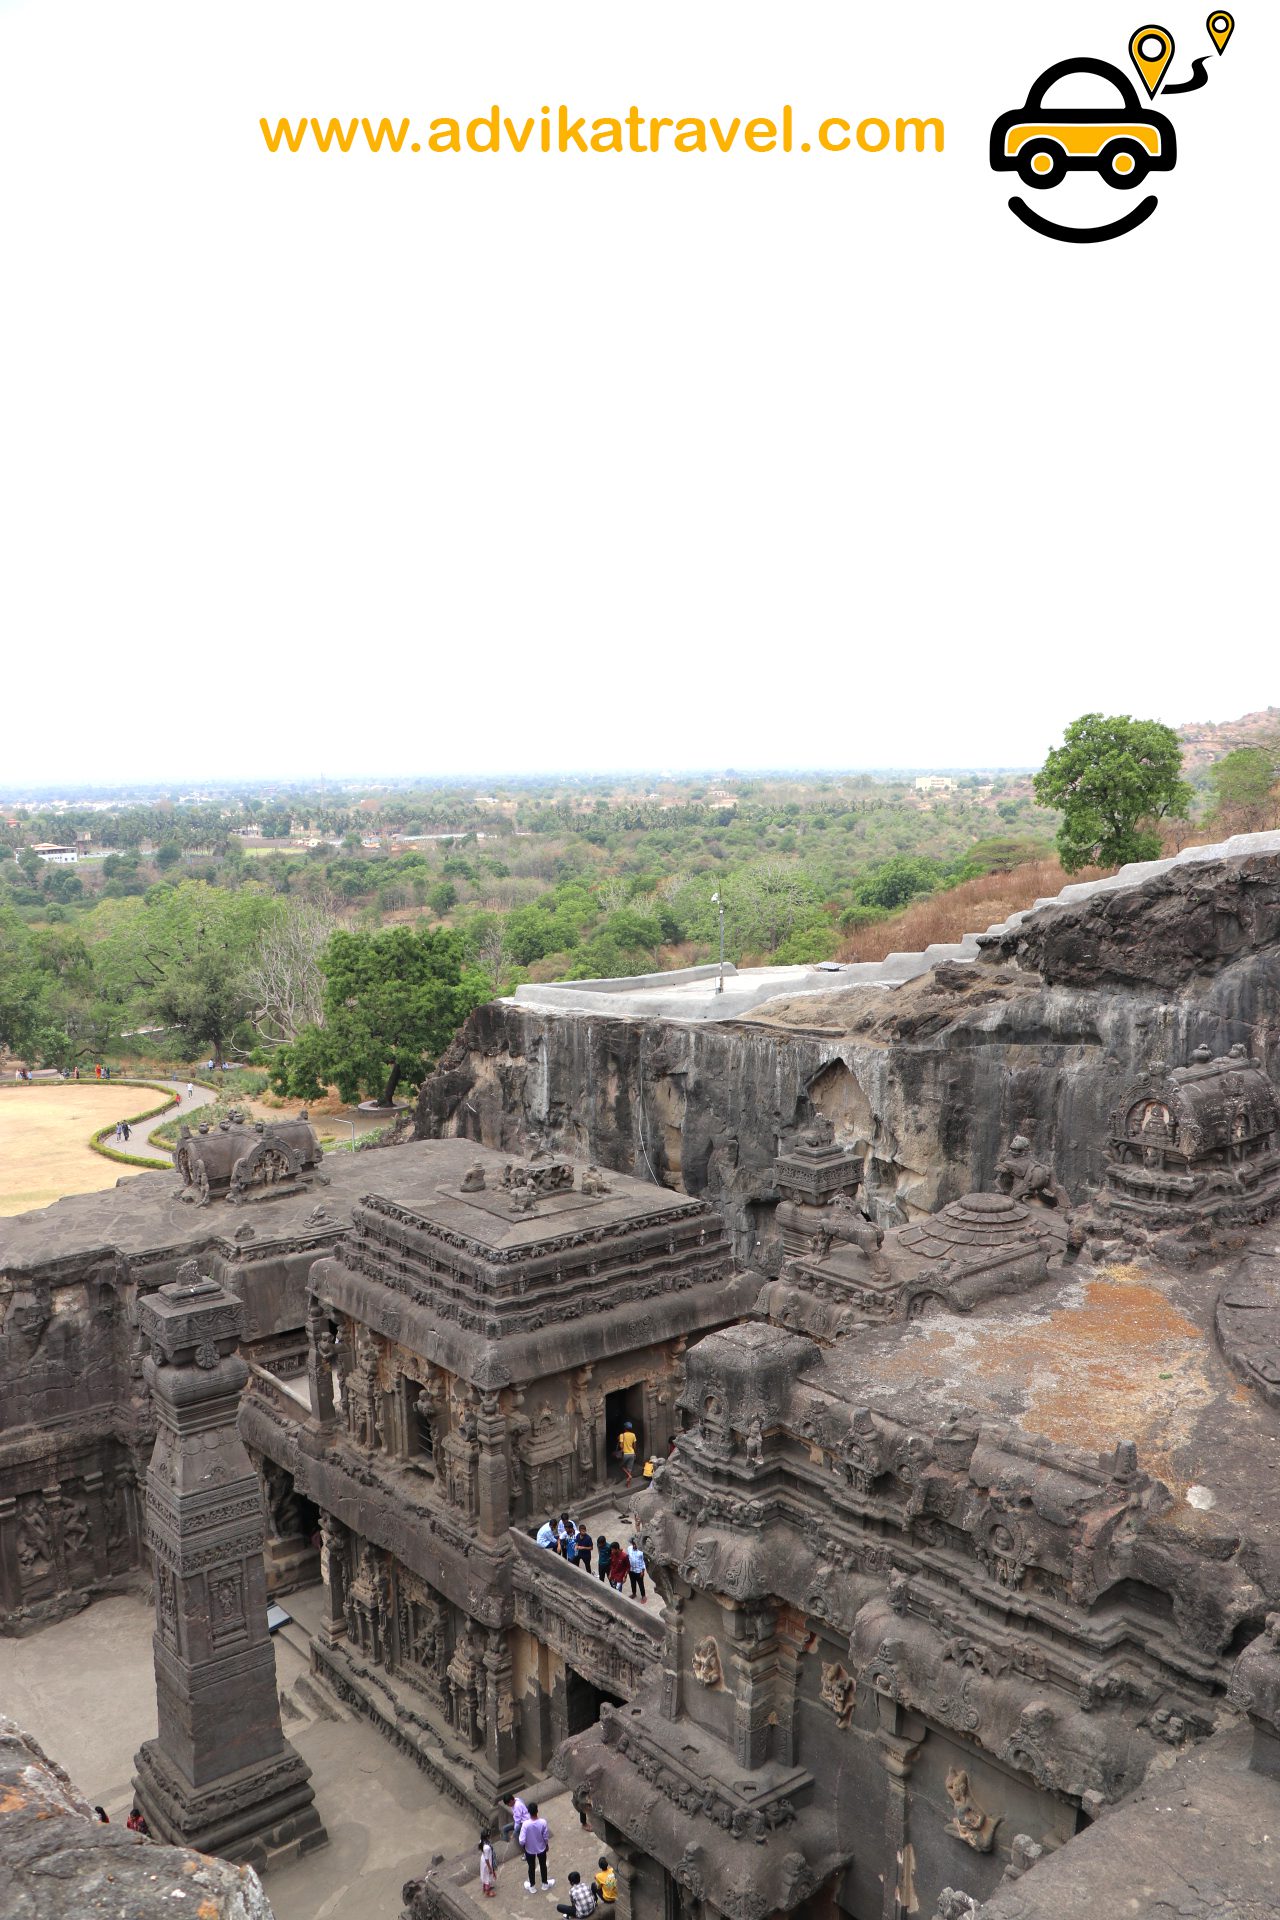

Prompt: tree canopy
[
  {"left": 1211, "top": 745, "right": 1280, "bottom": 830},
  {"left": 269, "top": 925, "right": 490, "bottom": 1108},
  {"left": 1033, "top": 714, "right": 1192, "bottom": 873}
]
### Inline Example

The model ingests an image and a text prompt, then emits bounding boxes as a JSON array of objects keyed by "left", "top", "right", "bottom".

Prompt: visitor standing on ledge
[
  {"left": 479, "top": 1833, "right": 497, "bottom": 1896},
  {"left": 519, "top": 1801, "right": 554, "bottom": 1891},
  {"left": 573, "top": 1523, "right": 594, "bottom": 1571},
  {"left": 555, "top": 1871, "right": 598, "bottom": 1918},
  {"left": 596, "top": 1532, "right": 611, "bottom": 1581},
  {"left": 608, "top": 1541, "right": 628, "bottom": 1592}
]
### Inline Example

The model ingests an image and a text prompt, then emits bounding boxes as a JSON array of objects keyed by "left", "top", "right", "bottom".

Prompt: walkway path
[{"left": 110, "top": 1078, "right": 218, "bottom": 1165}]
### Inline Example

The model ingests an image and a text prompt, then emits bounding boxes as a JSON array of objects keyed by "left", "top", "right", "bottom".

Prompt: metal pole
[{"left": 716, "top": 901, "right": 725, "bottom": 994}]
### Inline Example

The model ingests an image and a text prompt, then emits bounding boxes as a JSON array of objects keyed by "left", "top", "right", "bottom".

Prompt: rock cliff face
[
  {"left": 0, "top": 1716, "right": 274, "bottom": 1920},
  {"left": 417, "top": 857, "right": 1280, "bottom": 1266}
]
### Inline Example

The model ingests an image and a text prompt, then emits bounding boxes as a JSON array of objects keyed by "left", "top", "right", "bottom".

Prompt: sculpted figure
[
  {"left": 819, "top": 1194, "right": 891, "bottom": 1276},
  {"left": 17, "top": 1497, "right": 54, "bottom": 1572},
  {"left": 944, "top": 1768, "right": 1000, "bottom": 1853},
  {"left": 691, "top": 1636, "right": 723, "bottom": 1687},
  {"left": 994, "top": 1135, "right": 1069, "bottom": 1210},
  {"left": 460, "top": 1162, "right": 486, "bottom": 1191}
]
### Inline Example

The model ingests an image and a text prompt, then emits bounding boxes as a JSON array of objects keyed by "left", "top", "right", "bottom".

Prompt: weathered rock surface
[
  {"left": 0, "top": 1714, "right": 274, "bottom": 1920},
  {"left": 981, "top": 852, "right": 1280, "bottom": 991},
  {"left": 416, "top": 857, "right": 1280, "bottom": 1263}
]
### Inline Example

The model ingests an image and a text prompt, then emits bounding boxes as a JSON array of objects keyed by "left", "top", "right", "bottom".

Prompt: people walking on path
[
  {"left": 555, "top": 1871, "right": 598, "bottom": 1918},
  {"left": 608, "top": 1542, "right": 628, "bottom": 1592},
  {"left": 186, "top": 1082, "right": 194, "bottom": 1101},
  {"left": 500, "top": 1790, "right": 529, "bottom": 1842},
  {"left": 122, "top": 1120, "right": 130, "bottom": 1142},
  {"left": 573, "top": 1523, "right": 593, "bottom": 1571},
  {"left": 479, "top": 1834, "right": 497, "bottom": 1896},
  {"left": 627, "top": 1538, "right": 647, "bottom": 1602},
  {"left": 518, "top": 1801, "right": 554, "bottom": 1891},
  {"left": 596, "top": 1532, "right": 611, "bottom": 1582},
  {"left": 617, "top": 1421, "right": 637, "bottom": 1487}
]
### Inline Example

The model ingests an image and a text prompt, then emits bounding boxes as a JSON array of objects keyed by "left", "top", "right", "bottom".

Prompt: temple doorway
[
  {"left": 565, "top": 1666, "right": 623, "bottom": 1737},
  {"left": 604, "top": 1383, "right": 645, "bottom": 1481}
]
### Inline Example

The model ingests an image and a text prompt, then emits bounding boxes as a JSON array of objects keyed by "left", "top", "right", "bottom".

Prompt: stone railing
[{"left": 509, "top": 1527, "right": 662, "bottom": 1699}]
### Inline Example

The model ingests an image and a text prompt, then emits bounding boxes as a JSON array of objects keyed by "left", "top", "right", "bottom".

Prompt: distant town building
[
  {"left": 914, "top": 775, "right": 956, "bottom": 794},
  {"left": 31, "top": 842, "right": 78, "bottom": 863}
]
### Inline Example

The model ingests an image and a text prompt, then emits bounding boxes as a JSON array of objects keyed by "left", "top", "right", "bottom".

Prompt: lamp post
[{"left": 712, "top": 892, "right": 725, "bottom": 994}]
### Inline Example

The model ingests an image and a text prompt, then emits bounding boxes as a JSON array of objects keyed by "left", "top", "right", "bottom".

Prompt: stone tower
[{"left": 132, "top": 1268, "right": 327, "bottom": 1874}]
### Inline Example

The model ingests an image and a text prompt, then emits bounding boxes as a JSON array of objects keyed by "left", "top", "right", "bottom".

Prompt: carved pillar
[
  {"left": 772, "top": 1607, "right": 807, "bottom": 1766},
  {"left": 318, "top": 1512, "right": 348, "bottom": 1646},
  {"left": 660, "top": 1594, "right": 686, "bottom": 1722},
  {"left": 475, "top": 1389, "right": 510, "bottom": 1542},
  {"left": 726, "top": 1603, "right": 777, "bottom": 1771},
  {"left": 306, "top": 1296, "right": 336, "bottom": 1426},
  {"left": 483, "top": 1627, "right": 521, "bottom": 1790},
  {"left": 131, "top": 1272, "right": 328, "bottom": 1875},
  {"left": 875, "top": 1702, "right": 922, "bottom": 1920}
]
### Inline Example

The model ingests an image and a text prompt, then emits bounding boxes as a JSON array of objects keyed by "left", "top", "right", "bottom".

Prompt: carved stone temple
[
  {"left": 239, "top": 1138, "right": 755, "bottom": 1806},
  {"left": 132, "top": 1268, "right": 327, "bottom": 1872},
  {"left": 10, "top": 841, "right": 1280, "bottom": 1920}
]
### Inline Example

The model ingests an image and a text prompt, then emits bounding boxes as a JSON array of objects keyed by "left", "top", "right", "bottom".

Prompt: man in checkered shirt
[{"left": 555, "top": 1872, "right": 599, "bottom": 1918}]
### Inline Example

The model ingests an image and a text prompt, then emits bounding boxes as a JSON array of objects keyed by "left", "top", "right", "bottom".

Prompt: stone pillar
[
  {"left": 306, "top": 1295, "right": 336, "bottom": 1426},
  {"left": 772, "top": 1607, "right": 807, "bottom": 1766},
  {"left": 475, "top": 1390, "right": 510, "bottom": 1542},
  {"left": 132, "top": 1270, "right": 328, "bottom": 1875},
  {"left": 726, "top": 1602, "right": 777, "bottom": 1771},
  {"left": 483, "top": 1627, "right": 522, "bottom": 1790},
  {"left": 318, "top": 1511, "right": 348, "bottom": 1646},
  {"left": 875, "top": 1699, "right": 922, "bottom": 1920},
  {"left": 1232, "top": 1614, "right": 1280, "bottom": 1779}
]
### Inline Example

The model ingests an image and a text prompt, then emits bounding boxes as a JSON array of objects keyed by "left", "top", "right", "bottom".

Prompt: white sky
[{"left": 0, "top": 1, "right": 1273, "bottom": 784}]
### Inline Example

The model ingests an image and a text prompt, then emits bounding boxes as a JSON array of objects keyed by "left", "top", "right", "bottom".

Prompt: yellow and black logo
[{"left": 991, "top": 13, "right": 1235, "bottom": 243}]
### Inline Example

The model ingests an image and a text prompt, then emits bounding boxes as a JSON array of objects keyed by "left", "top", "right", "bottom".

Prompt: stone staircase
[{"left": 512, "top": 831, "right": 1280, "bottom": 1022}]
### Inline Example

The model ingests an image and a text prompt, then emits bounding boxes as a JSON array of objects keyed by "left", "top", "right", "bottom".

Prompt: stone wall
[{"left": 416, "top": 932, "right": 1280, "bottom": 1263}]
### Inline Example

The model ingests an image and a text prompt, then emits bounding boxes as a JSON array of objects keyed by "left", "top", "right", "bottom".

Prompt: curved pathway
[{"left": 116, "top": 1079, "right": 218, "bottom": 1165}]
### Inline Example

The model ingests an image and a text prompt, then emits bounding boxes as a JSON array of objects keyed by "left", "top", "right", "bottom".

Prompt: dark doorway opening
[
  {"left": 604, "top": 1383, "right": 645, "bottom": 1484},
  {"left": 565, "top": 1667, "right": 624, "bottom": 1738}
]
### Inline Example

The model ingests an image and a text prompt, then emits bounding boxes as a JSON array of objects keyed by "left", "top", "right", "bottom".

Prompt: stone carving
[
  {"left": 16, "top": 1497, "right": 54, "bottom": 1577},
  {"left": 580, "top": 1163, "right": 612, "bottom": 1195},
  {"left": 691, "top": 1637, "right": 723, "bottom": 1688},
  {"left": 943, "top": 1768, "right": 999, "bottom": 1853},
  {"left": 460, "top": 1162, "right": 486, "bottom": 1191},
  {"left": 820, "top": 1661, "right": 857, "bottom": 1729},
  {"left": 994, "top": 1134, "right": 1070, "bottom": 1210}
]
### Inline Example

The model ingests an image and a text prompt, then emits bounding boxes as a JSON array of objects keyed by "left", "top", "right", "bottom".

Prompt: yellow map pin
[
  {"left": 1130, "top": 25, "right": 1176, "bottom": 97},
  {"left": 1207, "top": 10, "right": 1235, "bottom": 54}
]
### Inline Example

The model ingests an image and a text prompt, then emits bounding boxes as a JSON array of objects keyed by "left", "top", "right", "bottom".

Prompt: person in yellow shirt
[
  {"left": 617, "top": 1422, "right": 637, "bottom": 1486},
  {"left": 642, "top": 1455, "right": 657, "bottom": 1483},
  {"left": 594, "top": 1859, "right": 617, "bottom": 1903}
]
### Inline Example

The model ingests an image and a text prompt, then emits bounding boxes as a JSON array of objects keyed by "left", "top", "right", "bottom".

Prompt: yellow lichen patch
[
  {"left": 883, "top": 1266, "right": 1213, "bottom": 1484},
  {"left": 198, "top": 1901, "right": 222, "bottom": 1918},
  {"left": 0, "top": 1787, "right": 27, "bottom": 1814}
]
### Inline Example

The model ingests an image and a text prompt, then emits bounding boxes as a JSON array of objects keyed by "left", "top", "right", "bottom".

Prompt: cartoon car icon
[{"left": 990, "top": 56, "right": 1177, "bottom": 191}]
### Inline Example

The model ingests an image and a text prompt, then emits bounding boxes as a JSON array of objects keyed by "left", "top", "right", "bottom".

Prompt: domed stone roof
[{"left": 897, "top": 1191, "right": 1055, "bottom": 1263}]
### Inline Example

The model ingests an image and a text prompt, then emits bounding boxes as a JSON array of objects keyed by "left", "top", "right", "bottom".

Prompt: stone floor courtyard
[{"left": 0, "top": 1585, "right": 483, "bottom": 1920}]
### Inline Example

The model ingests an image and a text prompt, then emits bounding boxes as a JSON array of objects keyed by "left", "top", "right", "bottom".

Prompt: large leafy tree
[
  {"left": 1034, "top": 714, "right": 1192, "bottom": 873},
  {"left": 270, "top": 925, "right": 489, "bottom": 1108},
  {"left": 93, "top": 880, "right": 274, "bottom": 1066}
]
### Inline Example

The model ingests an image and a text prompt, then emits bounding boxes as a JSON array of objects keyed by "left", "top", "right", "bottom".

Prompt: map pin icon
[
  {"left": 1130, "top": 25, "right": 1176, "bottom": 97},
  {"left": 1207, "top": 10, "right": 1235, "bottom": 54}
]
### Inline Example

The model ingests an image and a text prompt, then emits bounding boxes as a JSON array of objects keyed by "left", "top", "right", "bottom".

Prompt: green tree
[
  {"left": 269, "top": 925, "right": 489, "bottom": 1108},
  {"left": 1034, "top": 713, "right": 1192, "bottom": 873},
  {"left": 854, "top": 855, "right": 943, "bottom": 912},
  {"left": 94, "top": 880, "right": 274, "bottom": 1066},
  {"left": 1211, "top": 746, "right": 1280, "bottom": 829}
]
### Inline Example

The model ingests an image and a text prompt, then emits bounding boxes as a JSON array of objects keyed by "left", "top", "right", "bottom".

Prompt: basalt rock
[{"left": 0, "top": 1714, "right": 274, "bottom": 1920}]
